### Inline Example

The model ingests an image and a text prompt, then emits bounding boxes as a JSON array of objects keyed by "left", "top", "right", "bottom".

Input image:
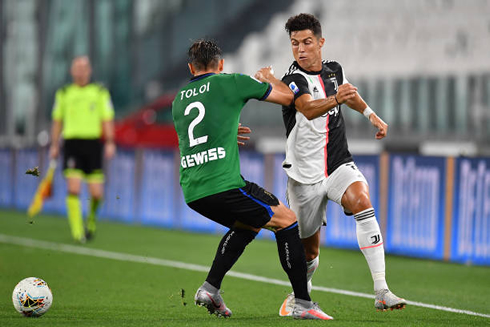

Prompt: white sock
[
  {"left": 354, "top": 208, "right": 388, "bottom": 292},
  {"left": 306, "top": 256, "right": 319, "bottom": 294}
]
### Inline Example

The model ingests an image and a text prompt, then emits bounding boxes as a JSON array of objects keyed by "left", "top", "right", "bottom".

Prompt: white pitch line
[{"left": 1, "top": 234, "right": 489, "bottom": 319}]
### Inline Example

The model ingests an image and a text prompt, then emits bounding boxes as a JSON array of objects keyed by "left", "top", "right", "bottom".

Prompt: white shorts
[{"left": 286, "top": 162, "right": 368, "bottom": 239}]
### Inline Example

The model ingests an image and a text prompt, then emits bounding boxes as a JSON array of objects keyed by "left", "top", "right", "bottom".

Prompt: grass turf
[{"left": 0, "top": 209, "right": 489, "bottom": 326}]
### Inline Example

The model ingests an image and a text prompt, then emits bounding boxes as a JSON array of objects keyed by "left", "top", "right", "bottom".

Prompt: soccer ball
[{"left": 12, "top": 277, "right": 53, "bottom": 317}]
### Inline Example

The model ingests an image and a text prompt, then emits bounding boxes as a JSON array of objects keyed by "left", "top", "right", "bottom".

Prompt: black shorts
[
  {"left": 187, "top": 180, "right": 280, "bottom": 229},
  {"left": 63, "top": 139, "right": 103, "bottom": 177}
]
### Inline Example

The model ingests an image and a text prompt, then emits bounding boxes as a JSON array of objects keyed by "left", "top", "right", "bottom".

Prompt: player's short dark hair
[
  {"left": 285, "top": 13, "right": 322, "bottom": 38},
  {"left": 188, "top": 39, "right": 222, "bottom": 71}
]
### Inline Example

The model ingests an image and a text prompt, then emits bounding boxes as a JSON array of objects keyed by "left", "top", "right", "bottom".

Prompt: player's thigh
[
  {"left": 188, "top": 180, "right": 278, "bottom": 229},
  {"left": 325, "top": 162, "right": 369, "bottom": 213},
  {"left": 287, "top": 178, "right": 327, "bottom": 239},
  {"left": 263, "top": 200, "right": 296, "bottom": 231}
]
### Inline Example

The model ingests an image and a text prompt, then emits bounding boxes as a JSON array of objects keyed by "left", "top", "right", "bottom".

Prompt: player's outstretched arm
[
  {"left": 293, "top": 83, "right": 358, "bottom": 120},
  {"left": 254, "top": 67, "right": 293, "bottom": 106},
  {"left": 344, "top": 92, "right": 388, "bottom": 139}
]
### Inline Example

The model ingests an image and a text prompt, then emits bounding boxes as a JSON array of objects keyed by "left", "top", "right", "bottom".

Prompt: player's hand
[
  {"left": 254, "top": 66, "right": 275, "bottom": 83},
  {"left": 335, "top": 83, "right": 358, "bottom": 104},
  {"left": 49, "top": 145, "right": 59, "bottom": 159},
  {"left": 104, "top": 142, "right": 116, "bottom": 159},
  {"left": 369, "top": 113, "right": 388, "bottom": 139},
  {"left": 237, "top": 123, "right": 251, "bottom": 146}
]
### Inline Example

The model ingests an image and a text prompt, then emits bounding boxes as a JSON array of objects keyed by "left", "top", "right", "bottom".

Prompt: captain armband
[{"left": 362, "top": 106, "right": 375, "bottom": 119}]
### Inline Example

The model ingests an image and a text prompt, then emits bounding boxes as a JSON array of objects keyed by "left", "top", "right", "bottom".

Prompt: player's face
[
  {"left": 290, "top": 30, "right": 325, "bottom": 71},
  {"left": 71, "top": 57, "right": 92, "bottom": 86}
]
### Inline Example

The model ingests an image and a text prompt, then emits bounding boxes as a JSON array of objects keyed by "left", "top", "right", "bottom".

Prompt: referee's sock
[
  {"left": 87, "top": 198, "right": 101, "bottom": 233},
  {"left": 275, "top": 222, "right": 311, "bottom": 302},
  {"left": 66, "top": 194, "right": 85, "bottom": 242},
  {"left": 205, "top": 227, "right": 257, "bottom": 289}
]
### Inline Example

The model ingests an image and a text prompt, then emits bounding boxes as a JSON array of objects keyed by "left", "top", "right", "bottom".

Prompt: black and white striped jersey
[{"left": 281, "top": 60, "right": 353, "bottom": 184}]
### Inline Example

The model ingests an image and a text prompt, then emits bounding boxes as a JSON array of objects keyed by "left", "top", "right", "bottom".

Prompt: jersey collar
[
  {"left": 294, "top": 61, "right": 323, "bottom": 75},
  {"left": 190, "top": 73, "right": 216, "bottom": 82}
]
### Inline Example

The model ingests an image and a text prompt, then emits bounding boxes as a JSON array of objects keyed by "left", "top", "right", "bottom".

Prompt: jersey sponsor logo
[
  {"left": 322, "top": 106, "right": 339, "bottom": 118},
  {"left": 180, "top": 147, "right": 226, "bottom": 169},
  {"left": 289, "top": 82, "right": 299, "bottom": 94},
  {"left": 180, "top": 82, "right": 211, "bottom": 100}
]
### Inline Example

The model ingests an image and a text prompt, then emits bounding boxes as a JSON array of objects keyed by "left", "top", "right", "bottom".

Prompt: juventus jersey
[{"left": 281, "top": 60, "right": 353, "bottom": 184}]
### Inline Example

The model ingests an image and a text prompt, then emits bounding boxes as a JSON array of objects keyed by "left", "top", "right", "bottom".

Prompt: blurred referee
[{"left": 49, "top": 56, "right": 116, "bottom": 243}]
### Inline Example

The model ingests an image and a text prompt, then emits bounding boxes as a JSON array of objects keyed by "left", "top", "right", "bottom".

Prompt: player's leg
[
  {"left": 239, "top": 180, "right": 310, "bottom": 304},
  {"left": 264, "top": 202, "right": 332, "bottom": 320},
  {"left": 62, "top": 140, "right": 86, "bottom": 243},
  {"left": 65, "top": 175, "right": 85, "bottom": 243},
  {"left": 342, "top": 181, "right": 387, "bottom": 285},
  {"left": 341, "top": 179, "right": 406, "bottom": 311},
  {"left": 301, "top": 230, "right": 321, "bottom": 291},
  {"left": 86, "top": 181, "right": 103, "bottom": 239},
  {"left": 85, "top": 141, "right": 105, "bottom": 239},
  {"left": 188, "top": 192, "right": 260, "bottom": 317},
  {"left": 194, "top": 220, "right": 257, "bottom": 318},
  {"left": 189, "top": 181, "right": 331, "bottom": 319},
  {"left": 287, "top": 178, "right": 327, "bottom": 287},
  {"left": 278, "top": 178, "right": 326, "bottom": 317},
  {"left": 263, "top": 201, "right": 310, "bottom": 302},
  {"left": 279, "top": 231, "right": 321, "bottom": 316}
]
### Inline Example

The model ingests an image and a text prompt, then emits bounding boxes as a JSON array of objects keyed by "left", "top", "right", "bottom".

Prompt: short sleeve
[
  {"left": 51, "top": 90, "right": 64, "bottom": 121},
  {"left": 234, "top": 74, "right": 272, "bottom": 102},
  {"left": 282, "top": 74, "right": 310, "bottom": 101},
  {"left": 99, "top": 88, "right": 115, "bottom": 121},
  {"left": 341, "top": 66, "right": 349, "bottom": 85}
]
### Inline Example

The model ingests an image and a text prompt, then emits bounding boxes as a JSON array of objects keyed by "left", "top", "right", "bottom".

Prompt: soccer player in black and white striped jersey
[{"left": 255, "top": 13, "right": 406, "bottom": 315}]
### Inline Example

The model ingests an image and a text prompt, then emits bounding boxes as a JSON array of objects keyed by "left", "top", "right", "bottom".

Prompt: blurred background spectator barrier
[
  {"left": 2, "top": 0, "right": 489, "bottom": 155},
  {"left": 1, "top": 147, "right": 488, "bottom": 266}
]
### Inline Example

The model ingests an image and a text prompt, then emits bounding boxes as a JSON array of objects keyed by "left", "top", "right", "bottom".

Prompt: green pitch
[{"left": 0, "top": 209, "right": 489, "bottom": 326}]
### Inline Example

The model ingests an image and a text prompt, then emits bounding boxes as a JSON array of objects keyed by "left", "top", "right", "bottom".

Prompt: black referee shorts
[
  {"left": 188, "top": 180, "right": 280, "bottom": 229},
  {"left": 63, "top": 139, "right": 103, "bottom": 177}
]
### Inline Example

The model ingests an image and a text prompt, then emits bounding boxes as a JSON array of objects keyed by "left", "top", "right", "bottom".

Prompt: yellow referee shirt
[{"left": 52, "top": 83, "right": 114, "bottom": 139}]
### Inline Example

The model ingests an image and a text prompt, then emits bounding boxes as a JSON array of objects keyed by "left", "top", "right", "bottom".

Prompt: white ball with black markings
[{"left": 12, "top": 277, "right": 53, "bottom": 317}]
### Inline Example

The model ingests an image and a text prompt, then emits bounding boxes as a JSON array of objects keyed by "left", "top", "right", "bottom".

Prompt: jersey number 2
[{"left": 184, "top": 101, "right": 208, "bottom": 147}]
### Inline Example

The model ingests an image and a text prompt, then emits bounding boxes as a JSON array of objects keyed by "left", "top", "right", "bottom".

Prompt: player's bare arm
[
  {"left": 102, "top": 120, "right": 116, "bottom": 159},
  {"left": 344, "top": 92, "right": 388, "bottom": 140},
  {"left": 49, "top": 120, "right": 63, "bottom": 159},
  {"left": 293, "top": 83, "right": 357, "bottom": 120},
  {"left": 254, "top": 67, "right": 293, "bottom": 106}
]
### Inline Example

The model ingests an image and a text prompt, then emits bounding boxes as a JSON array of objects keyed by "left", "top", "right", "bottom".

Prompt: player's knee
[
  {"left": 272, "top": 207, "right": 297, "bottom": 230},
  {"left": 304, "top": 248, "right": 319, "bottom": 261},
  {"left": 89, "top": 186, "right": 104, "bottom": 200},
  {"left": 283, "top": 208, "right": 297, "bottom": 226},
  {"left": 91, "top": 193, "right": 103, "bottom": 201},
  {"left": 352, "top": 192, "right": 372, "bottom": 213},
  {"left": 67, "top": 188, "right": 80, "bottom": 196}
]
